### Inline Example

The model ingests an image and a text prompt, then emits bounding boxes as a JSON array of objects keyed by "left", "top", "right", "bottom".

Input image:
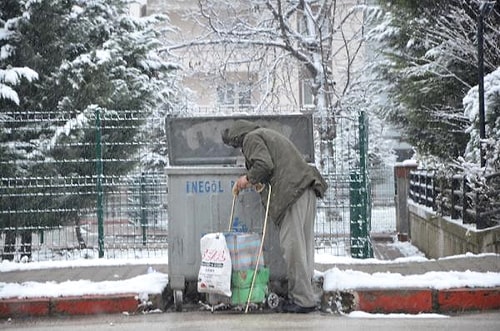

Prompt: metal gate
[{"left": 315, "top": 111, "right": 373, "bottom": 258}]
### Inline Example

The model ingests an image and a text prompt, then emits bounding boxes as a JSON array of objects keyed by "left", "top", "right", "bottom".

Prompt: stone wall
[{"left": 408, "top": 202, "right": 500, "bottom": 259}]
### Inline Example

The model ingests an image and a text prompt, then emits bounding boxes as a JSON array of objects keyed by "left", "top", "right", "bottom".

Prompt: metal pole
[
  {"left": 358, "top": 111, "right": 373, "bottom": 258},
  {"left": 477, "top": 7, "right": 486, "bottom": 167},
  {"left": 141, "top": 173, "right": 147, "bottom": 246},
  {"left": 349, "top": 111, "right": 373, "bottom": 259},
  {"left": 95, "top": 107, "right": 105, "bottom": 258},
  {"left": 477, "top": 1, "right": 495, "bottom": 167}
]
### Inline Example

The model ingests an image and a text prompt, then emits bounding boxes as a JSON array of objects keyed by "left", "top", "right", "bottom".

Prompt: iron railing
[{"left": 409, "top": 170, "right": 500, "bottom": 229}]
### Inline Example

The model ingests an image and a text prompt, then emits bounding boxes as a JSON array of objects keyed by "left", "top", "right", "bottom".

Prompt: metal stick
[
  {"left": 228, "top": 194, "right": 236, "bottom": 232},
  {"left": 245, "top": 184, "right": 271, "bottom": 313}
]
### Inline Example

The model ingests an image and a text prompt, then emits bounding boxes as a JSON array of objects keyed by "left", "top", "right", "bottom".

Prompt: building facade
[{"left": 141, "top": 0, "right": 367, "bottom": 115}]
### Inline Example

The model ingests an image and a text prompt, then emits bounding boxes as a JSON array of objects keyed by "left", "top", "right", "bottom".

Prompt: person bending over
[{"left": 222, "top": 120, "right": 327, "bottom": 313}]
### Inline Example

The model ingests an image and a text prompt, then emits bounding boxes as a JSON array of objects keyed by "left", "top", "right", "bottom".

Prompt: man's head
[
  {"left": 221, "top": 120, "right": 260, "bottom": 148},
  {"left": 221, "top": 128, "right": 235, "bottom": 147}
]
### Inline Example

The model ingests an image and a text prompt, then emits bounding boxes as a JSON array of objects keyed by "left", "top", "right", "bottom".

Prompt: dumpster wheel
[
  {"left": 266, "top": 292, "right": 281, "bottom": 310},
  {"left": 173, "top": 290, "right": 183, "bottom": 312}
]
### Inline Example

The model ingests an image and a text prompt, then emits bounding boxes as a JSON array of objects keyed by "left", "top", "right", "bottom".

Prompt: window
[
  {"left": 217, "top": 83, "right": 235, "bottom": 105},
  {"left": 238, "top": 82, "right": 252, "bottom": 106},
  {"left": 301, "top": 79, "right": 314, "bottom": 108},
  {"left": 217, "top": 81, "right": 252, "bottom": 110}
]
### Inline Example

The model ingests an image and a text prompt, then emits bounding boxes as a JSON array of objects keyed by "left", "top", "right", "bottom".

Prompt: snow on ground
[
  {"left": 0, "top": 269, "right": 168, "bottom": 301},
  {"left": 321, "top": 263, "right": 500, "bottom": 291},
  {"left": 1, "top": 250, "right": 500, "bottom": 303},
  {"left": 0, "top": 248, "right": 499, "bottom": 319},
  {"left": 347, "top": 311, "right": 449, "bottom": 319},
  {"left": 0, "top": 258, "right": 169, "bottom": 300},
  {"left": 0, "top": 256, "right": 168, "bottom": 273}
]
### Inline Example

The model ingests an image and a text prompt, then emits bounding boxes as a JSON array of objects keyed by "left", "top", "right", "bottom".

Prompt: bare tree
[{"left": 160, "top": 0, "right": 369, "bottom": 166}]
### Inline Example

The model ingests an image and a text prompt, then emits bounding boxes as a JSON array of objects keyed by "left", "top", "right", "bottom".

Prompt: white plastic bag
[{"left": 197, "top": 232, "right": 232, "bottom": 297}]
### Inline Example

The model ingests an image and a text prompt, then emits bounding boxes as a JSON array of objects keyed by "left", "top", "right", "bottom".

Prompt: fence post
[
  {"left": 95, "top": 107, "right": 105, "bottom": 258},
  {"left": 349, "top": 111, "right": 373, "bottom": 259},
  {"left": 141, "top": 173, "right": 147, "bottom": 246},
  {"left": 394, "top": 161, "right": 418, "bottom": 241},
  {"left": 462, "top": 176, "right": 468, "bottom": 223},
  {"left": 350, "top": 171, "right": 372, "bottom": 258},
  {"left": 425, "top": 173, "right": 432, "bottom": 207},
  {"left": 450, "top": 176, "right": 458, "bottom": 219},
  {"left": 431, "top": 172, "right": 437, "bottom": 211}
]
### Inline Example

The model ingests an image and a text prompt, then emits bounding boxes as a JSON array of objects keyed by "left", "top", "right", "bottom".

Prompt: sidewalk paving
[{"left": 1, "top": 243, "right": 499, "bottom": 318}]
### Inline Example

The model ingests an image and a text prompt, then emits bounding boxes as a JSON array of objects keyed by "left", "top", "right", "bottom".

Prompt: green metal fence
[
  {"left": 0, "top": 108, "right": 168, "bottom": 262},
  {"left": 314, "top": 111, "right": 374, "bottom": 258},
  {"left": 1, "top": 109, "right": 387, "bottom": 262}
]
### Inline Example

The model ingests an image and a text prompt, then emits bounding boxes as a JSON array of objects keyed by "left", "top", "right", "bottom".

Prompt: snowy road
[{"left": 3, "top": 311, "right": 500, "bottom": 331}]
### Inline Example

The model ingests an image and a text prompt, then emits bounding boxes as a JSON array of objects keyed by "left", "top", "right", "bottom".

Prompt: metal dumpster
[{"left": 165, "top": 114, "right": 315, "bottom": 309}]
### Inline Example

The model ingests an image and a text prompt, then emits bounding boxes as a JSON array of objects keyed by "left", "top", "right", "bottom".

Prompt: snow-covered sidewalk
[{"left": 1, "top": 252, "right": 499, "bottom": 299}]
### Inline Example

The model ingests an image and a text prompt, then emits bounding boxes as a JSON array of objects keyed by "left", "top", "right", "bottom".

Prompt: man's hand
[
  {"left": 233, "top": 175, "right": 265, "bottom": 195},
  {"left": 232, "top": 175, "right": 250, "bottom": 196},
  {"left": 254, "top": 183, "right": 265, "bottom": 193},
  {"left": 232, "top": 182, "right": 240, "bottom": 196}
]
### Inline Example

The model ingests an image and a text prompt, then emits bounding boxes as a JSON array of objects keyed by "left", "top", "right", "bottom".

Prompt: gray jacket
[{"left": 222, "top": 120, "right": 328, "bottom": 225}]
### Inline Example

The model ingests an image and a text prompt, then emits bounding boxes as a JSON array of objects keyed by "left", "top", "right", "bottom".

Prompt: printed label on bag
[{"left": 197, "top": 232, "right": 232, "bottom": 297}]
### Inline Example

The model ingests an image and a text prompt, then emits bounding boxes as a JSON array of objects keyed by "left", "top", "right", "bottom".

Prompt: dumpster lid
[{"left": 166, "top": 114, "right": 315, "bottom": 166}]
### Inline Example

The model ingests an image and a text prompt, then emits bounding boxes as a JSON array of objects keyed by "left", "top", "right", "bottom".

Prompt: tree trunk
[
  {"left": 75, "top": 218, "right": 87, "bottom": 249},
  {"left": 20, "top": 230, "right": 32, "bottom": 261},
  {"left": 2, "top": 230, "right": 16, "bottom": 261}
]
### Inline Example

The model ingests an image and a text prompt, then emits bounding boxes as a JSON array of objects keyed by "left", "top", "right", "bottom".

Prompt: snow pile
[
  {"left": 2, "top": 253, "right": 500, "bottom": 300},
  {"left": 321, "top": 268, "right": 500, "bottom": 292},
  {"left": 0, "top": 272, "right": 168, "bottom": 299}
]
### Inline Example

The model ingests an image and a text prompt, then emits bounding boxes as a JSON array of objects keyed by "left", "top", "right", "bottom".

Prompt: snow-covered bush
[
  {"left": 463, "top": 66, "right": 500, "bottom": 173},
  {"left": 462, "top": 67, "right": 500, "bottom": 227}
]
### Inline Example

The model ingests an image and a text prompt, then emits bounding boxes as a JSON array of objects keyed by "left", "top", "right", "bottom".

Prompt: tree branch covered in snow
[
  {"left": 362, "top": 0, "right": 500, "bottom": 163},
  {"left": 0, "top": 0, "right": 185, "bottom": 235},
  {"left": 159, "top": 0, "right": 374, "bottom": 169},
  {"left": 0, "top": 12, "right": 38, "bottom": 105}
]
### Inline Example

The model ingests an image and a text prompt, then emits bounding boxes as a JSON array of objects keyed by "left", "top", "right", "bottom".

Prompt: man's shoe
[{"left": 281, "top": 302, "right": 316, "bottom": 314}]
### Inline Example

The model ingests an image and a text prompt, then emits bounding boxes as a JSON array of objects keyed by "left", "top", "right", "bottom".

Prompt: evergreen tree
[
  {"left": 0, "top": 0, "right": 180, "bottom": 258},
  {"left": 364, "top": 0, "right": 500, "bottom": 161},
  {"left": 0, "top": 0, "right": 38, "bottom": 105}
]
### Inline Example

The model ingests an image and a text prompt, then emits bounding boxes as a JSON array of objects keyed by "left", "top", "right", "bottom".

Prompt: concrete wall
[{"left": 408, "top": 202, "right": 500, "bottom": 259}]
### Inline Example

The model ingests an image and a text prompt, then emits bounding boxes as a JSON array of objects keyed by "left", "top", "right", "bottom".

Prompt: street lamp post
[{"left": 477, "top": 1, "right": 495, "bottom": 167}]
